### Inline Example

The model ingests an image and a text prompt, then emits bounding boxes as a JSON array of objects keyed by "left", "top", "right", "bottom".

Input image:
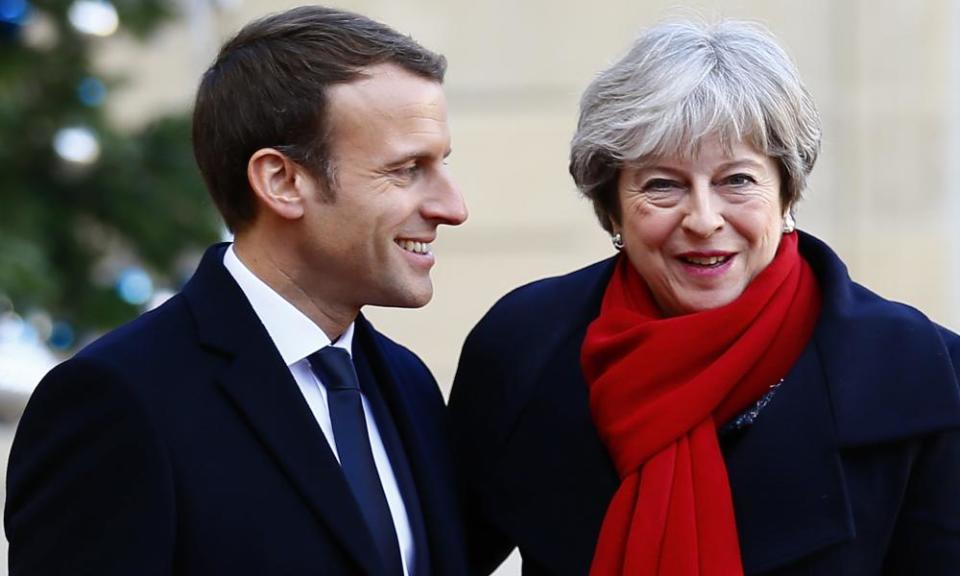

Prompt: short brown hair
[{"left": 192, "top": 6, "right": 447, "bottom": 232}]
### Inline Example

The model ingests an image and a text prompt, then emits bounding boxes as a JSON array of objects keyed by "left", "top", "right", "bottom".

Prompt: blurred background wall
[{"left": 1, "top": 0, "right": 959, "bottom": 573}]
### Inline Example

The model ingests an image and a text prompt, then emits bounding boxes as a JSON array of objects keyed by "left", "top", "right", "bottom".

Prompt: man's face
[{"left": 292, "top": 63, "right": 467, "bottom": 313}]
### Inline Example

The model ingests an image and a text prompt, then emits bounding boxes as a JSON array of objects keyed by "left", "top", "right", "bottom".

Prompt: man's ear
[{"left": 247, "top": 148, "right": 307, "bottom": 221}]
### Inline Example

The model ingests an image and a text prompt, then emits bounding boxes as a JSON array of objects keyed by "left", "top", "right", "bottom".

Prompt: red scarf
[{"left": 581, "top": 232, "right": 820, "bottom": 575}]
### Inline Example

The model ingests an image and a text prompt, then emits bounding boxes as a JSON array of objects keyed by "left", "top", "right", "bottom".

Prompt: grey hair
[{"left": 569, "top": 20, "right": 821, "bottom": 233}]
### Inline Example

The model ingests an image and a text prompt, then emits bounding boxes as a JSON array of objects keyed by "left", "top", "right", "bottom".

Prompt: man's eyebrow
[{"left": 384, "top": 147, "right": 452, "bottom": 166}]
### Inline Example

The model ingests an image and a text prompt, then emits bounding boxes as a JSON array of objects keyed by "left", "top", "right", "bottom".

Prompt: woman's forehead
[{"left": 629, "top": 128, "right": 768, "bottom": 167}]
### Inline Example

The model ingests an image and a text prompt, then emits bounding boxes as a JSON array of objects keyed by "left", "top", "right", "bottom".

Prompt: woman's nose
[{"left": 681, "top": 184, "right": 724, "bottom": 237}]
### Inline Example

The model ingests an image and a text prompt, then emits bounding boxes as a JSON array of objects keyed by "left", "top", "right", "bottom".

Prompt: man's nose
[{"left": 424, "top": 169, "right": 468, "bottom": 226}]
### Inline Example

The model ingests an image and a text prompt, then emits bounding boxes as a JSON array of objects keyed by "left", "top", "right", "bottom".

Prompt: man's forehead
[
  {"left": 327, "top": 63, "right": 445, "bottom": 114},
  {"left": 325, "top": 64, "right": 448, "bottom": 145}
]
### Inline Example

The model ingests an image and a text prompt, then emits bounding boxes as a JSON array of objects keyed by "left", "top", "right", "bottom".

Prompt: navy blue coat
[
  {"left": 449, "top": 232, "right": 960, "bottom": 575},
  {"left": 5, "top": 244, "right": 467, "bottom": 576}
]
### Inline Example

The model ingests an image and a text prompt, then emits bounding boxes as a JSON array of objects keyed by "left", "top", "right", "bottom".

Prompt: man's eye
[
  {"left": 392, "top": 164, "right": 420, "bottom": 178},
  {"left": 723, "top": 173, "right": 756, "bottom": 186}
]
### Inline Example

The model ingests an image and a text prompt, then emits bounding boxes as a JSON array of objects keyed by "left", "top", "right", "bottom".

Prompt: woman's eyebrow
[{"left": 716, "top": 159, "right": 766, "bottom": 172}]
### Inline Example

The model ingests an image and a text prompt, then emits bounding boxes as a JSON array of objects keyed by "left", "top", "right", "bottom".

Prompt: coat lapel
[
  {"left": 356, "top": 315, "right": 466, "bottom": 576},
  {"left": 724, "top": 341, "right": 856, "bottom": 573},
  {"left": 353, "top": 324, "right": 432, "bottom": 576},
  {"left": 798, "top": 232, "right": 960, "bottom": 447},
  {"left": 727, "top": 232, "right": 960, "bottom": 572},
  {"left": 216, "top": 355, "right": 386, "bottom": 576},
  {"left": 182, "top": 244, "right": 385, "bottom": 576}
]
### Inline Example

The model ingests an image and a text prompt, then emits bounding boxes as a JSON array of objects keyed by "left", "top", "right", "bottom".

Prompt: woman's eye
[
  {"left": 723, "top": 173, "right": 756, "bottom": 186},
  {"left": 642, "top": 178, "right": 680, "bottom": 191}
]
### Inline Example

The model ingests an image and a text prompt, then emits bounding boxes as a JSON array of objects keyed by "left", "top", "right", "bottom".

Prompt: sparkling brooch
[{"left": 720, "top": 378, "right": 784, "bottom": 435}]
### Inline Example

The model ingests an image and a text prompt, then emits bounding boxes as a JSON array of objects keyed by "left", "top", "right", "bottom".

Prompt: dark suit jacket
[
  {"left": 449, "top": 232, "right": 960, "bottom": 575},
  {"left": 5, "top": 244, "right": 467, "bottom": 576}
]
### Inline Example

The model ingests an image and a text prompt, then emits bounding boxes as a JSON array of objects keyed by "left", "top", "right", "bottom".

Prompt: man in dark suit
[{"left": 5, "top": 6, "right": 468, "bottom": 575}]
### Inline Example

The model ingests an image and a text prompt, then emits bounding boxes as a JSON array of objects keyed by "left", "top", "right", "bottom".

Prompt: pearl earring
[
  {"left": 612, "top": 233, "right": 624, "bottom": 251},
  {"left": 782, "top": 213, "right": 796, "bottom": 234}
]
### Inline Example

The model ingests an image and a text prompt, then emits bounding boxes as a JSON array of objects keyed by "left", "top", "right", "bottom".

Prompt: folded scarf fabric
[{"left": 581, "top": 232, "right": 821, "bottom": 575}]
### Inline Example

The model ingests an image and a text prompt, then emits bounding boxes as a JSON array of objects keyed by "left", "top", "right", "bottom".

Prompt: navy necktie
[{"left": 308, "top": 347, "right": 404, "bottom": 576}]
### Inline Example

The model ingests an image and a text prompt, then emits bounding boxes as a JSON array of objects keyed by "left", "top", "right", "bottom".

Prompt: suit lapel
[
  {"left": 216, "top": 355, "right": 386, "bottom": 576},
  {"left": 356, "top": 316, "right": 464, "bottom": 576},
  {"left": 182, "top": 244, "right": 385, "bottom": 576},
  {"left": 353, "top": 330, "right": 432, "bottom": 576}
]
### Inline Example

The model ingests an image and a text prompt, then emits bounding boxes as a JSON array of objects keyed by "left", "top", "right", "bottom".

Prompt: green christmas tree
[{"left": 0, "top": 0, "right": 220, "bottom": 349}]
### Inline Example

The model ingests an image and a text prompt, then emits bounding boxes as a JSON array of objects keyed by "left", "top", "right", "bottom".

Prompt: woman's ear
[
  {"left": 247, "top": 148, "right": 306, "bottom": 221},
  {"left": 608, "top": 213, "right": 622, "bottom": 237}
]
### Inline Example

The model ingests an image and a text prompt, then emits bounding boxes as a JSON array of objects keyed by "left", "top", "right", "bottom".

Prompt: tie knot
[{"left": 307, "top": 347, "right": 359, "bottom": 391}]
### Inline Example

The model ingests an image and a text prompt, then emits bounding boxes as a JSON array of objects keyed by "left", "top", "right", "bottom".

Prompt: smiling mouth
[
  {"left": 395, "top": 239, "right": 432, "bottom": 255},
  {"left": 679, "top": 254, "right": 733, "bottom": 267}
]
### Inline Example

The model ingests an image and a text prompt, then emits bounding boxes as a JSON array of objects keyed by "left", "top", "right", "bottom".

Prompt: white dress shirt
[{"left": 223, "top": 245, "right": 414, "bottom": 575}]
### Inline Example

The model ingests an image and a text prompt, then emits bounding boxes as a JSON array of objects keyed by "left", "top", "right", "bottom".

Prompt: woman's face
[{"left": 615, "top": 134, "right": 785, "bottom": 316}]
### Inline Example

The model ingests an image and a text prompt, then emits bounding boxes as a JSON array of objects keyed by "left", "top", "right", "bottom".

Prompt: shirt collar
[{"left": 223, "top": 244, "right": 354, "bottom": 365}]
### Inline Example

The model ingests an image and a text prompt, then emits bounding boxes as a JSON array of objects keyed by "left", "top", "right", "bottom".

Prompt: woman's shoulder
[
  {"left": 803, "top": 233, "right": 960, "bottom": 443},
  {"left": 939, "top": 323, "right": 960, "bottom": 364},
  {"left": 471, "top": 256, "right": 617, "bottom": 337},
  {"left": 453, "top": 257, "right": 616, "bottom": 402},
  {"left": 451, "top": 258, "right": 618, "bottom": 454},
  {"left": 842, "top": 279, "right": 956, "bottom": 344},
  {"left": 841, "top": 281, "right": 960, "bottom": 381},
  {"left": 801, "top": 231, "right": 956, "bottom": 347}
]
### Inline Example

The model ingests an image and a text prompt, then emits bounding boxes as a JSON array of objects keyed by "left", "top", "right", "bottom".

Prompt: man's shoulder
[
  {"left": 18, "top": 295, "right": 198, "bottom": 454},
  {"left": 77, "top": 292, "right": 195, "bottom": 369},
  {"left": 75, "top": 242, "right": 240, "bottom": 372},
  {"left": 23, "top": 295, "right": 192, "bottom": 414}
]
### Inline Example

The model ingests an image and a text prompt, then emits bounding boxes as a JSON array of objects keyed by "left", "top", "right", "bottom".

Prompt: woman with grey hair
[{"left": 450, "top": 20, "right": 960, "bottom": 575}]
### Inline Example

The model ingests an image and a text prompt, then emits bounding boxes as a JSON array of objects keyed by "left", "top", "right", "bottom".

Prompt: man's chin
[{"left": 368, "top": 283, "right": 434, "bottom": 310}]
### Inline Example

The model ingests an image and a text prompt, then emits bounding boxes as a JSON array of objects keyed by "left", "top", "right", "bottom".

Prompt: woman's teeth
[
  {"left": 396, "top": 239, "right": 431, "bottom": 255},
  {"left": 682, "top": 255, "right": 731, "bottom": 266}
]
